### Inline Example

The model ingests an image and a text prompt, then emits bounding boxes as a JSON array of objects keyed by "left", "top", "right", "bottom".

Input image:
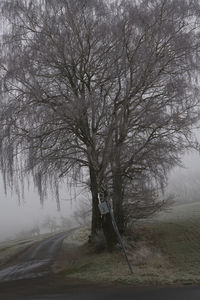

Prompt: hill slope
[
  {"left": 151, "top": 202, "right": 200, "bottom": 282},
  {"left": 56, "top": 202, "right": 200, "bottom": 286}
]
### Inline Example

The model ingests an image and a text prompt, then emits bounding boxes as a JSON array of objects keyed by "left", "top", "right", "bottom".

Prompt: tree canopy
[{"left": 1, "top": 0, "right": 200, "bottom": 243}]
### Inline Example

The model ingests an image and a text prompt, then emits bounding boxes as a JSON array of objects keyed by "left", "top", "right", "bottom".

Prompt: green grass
[
  {"left": 151, "top": 202, "right": 200, "bottom": 278},
  {"left": 0, "top": 239, "right": 35, "bottom": 266},
  {"left": 57, "top": 202, "right": 200, "bottom": 286},
  {"left": 60, "top": 245, "right": 178, "bottom": 286},
  {"left": 0, "top": 231, "right": 62, "bottom": 267}
]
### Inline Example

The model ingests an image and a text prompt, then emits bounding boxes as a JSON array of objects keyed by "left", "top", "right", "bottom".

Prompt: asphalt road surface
[
  {"left": 23, "top": 286, "right": 200, "bottom": 300},
  {"left": 1, "top": 278, "right": 200, "bottom": 300},
  {"left": 0, "top": 231, "right": 70, "bottom": 282}
]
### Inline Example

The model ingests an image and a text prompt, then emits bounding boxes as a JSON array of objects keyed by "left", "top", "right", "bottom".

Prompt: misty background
[
  {"left": 1, "top": 0, "right": 200, "bottom": 244},
  {"left": 1, "top": 148, "right": 200, "bottom": 242},
  {"left": 0, "top": 176, "right": 90, "bottom": 241}
]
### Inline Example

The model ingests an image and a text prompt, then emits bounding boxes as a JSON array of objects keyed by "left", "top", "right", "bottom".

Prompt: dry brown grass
[
  {"left": 53, "top": 226, "right": 176, "bottom": 286},
  {"left": 53, "top": 204, "right": 200, "bottom": 287}
]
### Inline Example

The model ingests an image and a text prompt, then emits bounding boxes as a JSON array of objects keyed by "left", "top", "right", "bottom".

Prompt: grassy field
[
  {"left": 56, "top": 202, "right": 200, "bottom": 286},
  {"left": 0, "top": 238, "right": 35, "bottom": 267},
  {"left": 0, "top": 232, "right": 59, "bottom": 267},
  {"left": 151, "top": 202, "right": 200, "bottom": 282},
  {"left": 2, "top": 202, "right": 200, "bottom": 286}
]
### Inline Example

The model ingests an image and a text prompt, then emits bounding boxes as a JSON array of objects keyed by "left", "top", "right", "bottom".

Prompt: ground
[
  {"left": 0, "top": 232, "right": 60, "bottom": 268},
  {"left": 52, "top": 202, "right": 200, "bottom": 287},
  {"left": 1, "top": 202, "right": 200, "bottom": 287}
]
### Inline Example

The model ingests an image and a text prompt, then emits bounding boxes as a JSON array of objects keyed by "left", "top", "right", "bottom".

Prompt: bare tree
[
  {"left": 0, "top": 0, "right": 200, "bottom": 247},
  {"left": 107, "top": 0, "right": 200, "bottom": 232}
]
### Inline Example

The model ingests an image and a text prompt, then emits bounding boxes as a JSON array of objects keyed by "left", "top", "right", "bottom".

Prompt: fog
[
  {"left": 0, "top": 149, "right": 200, "bottom": 242},
  {"left": 0, "top": 176, "right": 88, "bottom": 242},
  {"left": 167, "top": 150, "right": 200, "bottom": 203}
]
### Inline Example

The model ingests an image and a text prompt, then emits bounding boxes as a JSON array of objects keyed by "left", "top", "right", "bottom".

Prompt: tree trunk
[
  {"left": 89, "top": 165, "right": 118, "bottom": 250},
  {"left": 102, "top": 212, "right": 117, "bottom": 252},
  {"left": 89, "top": 165, "right": 102, "bottom": 239},
  {"left": 98, "top": 187, "right": 117, "bottom": 251},
  {"left": 112, "top": 169, "right": 125, "bottom": 234}
]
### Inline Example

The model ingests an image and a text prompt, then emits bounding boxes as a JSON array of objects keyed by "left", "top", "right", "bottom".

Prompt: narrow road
[
  {"left": 0, "top": 231, "right": 70, "bottom": 282},
  {"left": 19, "top": 286, "right": 200, "bottom": 300},
  {"left": 1, "top": 279, "right": 200, "bottom": 300}
]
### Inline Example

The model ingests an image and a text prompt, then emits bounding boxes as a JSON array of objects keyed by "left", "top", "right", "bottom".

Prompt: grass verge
[
  {"left": 54, "top": 202, "right": 200, "bottom": 286},
  {"left": 0, "top": 231, "right": 62, "bottom": 267}
]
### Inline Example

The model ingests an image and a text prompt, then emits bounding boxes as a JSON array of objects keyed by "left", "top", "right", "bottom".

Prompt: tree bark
[
  {"left": 112, "top": 167, "right": 125, "bottom": 234},
  {"left": 89, "top": 165, "right": 102, "bottom": 239},
  {"left": 98, "top": 186, "right": 117, "bottom": 251},
  {"left": 102, "top": 212, "right": 117, "bottom": 252},
  {"left": 89, "top": 165, "right": 117, "bottom": 250}
]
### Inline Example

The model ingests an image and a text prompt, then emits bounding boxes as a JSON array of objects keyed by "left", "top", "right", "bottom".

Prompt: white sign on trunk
[{"left": 98, "top": 202, "right": 109, "bottom": 215}]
